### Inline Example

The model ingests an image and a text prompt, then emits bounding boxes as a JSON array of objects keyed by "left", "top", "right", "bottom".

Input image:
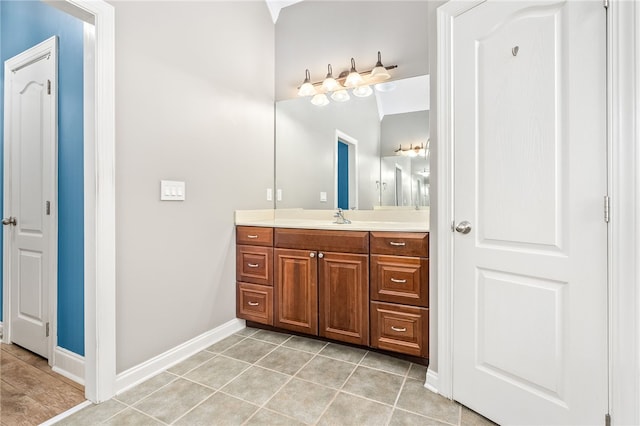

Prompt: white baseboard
[
  {"left": 424, "top": 366, "right": 439, "bottom": 394},
  {"left": 115, "top": 318, "right": 246, "bottom": 395},
  {"left": 0, "top": 322, "right": 3, "bottom": 341},
  {"left": 53, "top": 346, "right": 85, "bottom": 385}
]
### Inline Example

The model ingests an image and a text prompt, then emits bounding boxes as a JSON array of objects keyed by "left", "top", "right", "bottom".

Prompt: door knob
[
  {"left": 2, "top": 217, "right": 16, "bottom": 226},
  {"left": 455, "top": 221, "right": 472, "bottom": 234}
]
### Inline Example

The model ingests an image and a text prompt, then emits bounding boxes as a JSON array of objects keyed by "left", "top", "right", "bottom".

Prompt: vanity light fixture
[
  {"left": 395, "top": 142, "right": 426, "bottom": 158},
  {"left": 345, "top": 58, "right": 364, "bottom": 87},
  {"left": 298, "top": 69, "right": 317, "bottom": 97},
  {"left": 297, "top": 52, "right": 397, "bottom": 105},
  {"left": 322, "top": 64, "right": 341, "bottom": 92},
  {"left": 311, "top": 93, "right": 330, "bottom": 106}
]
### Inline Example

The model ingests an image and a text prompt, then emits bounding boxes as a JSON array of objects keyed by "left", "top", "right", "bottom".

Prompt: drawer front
[
  {"left": 370, "top": 232, "right": 428, "bottom": 257},
  {"left": 236, "top": 245, "right": 273, "bottom": 285},
  {"left": 371, "top": 301, "right": 428, "bottom": 358},
  {"left": 275, "top": 228, "right": 369, "bottom": 254},
  {"left": 236, "top": 226, "right": 273, "bottom": 247},
  {"left": 237, "top": 282, "right": 273, "bottom": 325},
  {"left": 371, "top": 255, "right": 428, "bottom": 307}
]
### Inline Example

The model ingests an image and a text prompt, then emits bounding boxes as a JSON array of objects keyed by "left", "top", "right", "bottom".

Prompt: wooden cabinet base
[
  {"left": 370, "top": 301, "right": 428, "bottom": 358},
  {"left": 237, "top": 282, "right": 273, "bottom": 325}
]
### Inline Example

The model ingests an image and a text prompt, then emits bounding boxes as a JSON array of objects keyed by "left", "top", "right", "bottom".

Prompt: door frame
[
  {"left": 48, "top": 0, "right": 116, "bottom": 403},
  {"left": 3, "top": 36, "right": 59, "bottom": 363},
  {"left": 434, "top": 0, "right": 640, "bottom": 424}
]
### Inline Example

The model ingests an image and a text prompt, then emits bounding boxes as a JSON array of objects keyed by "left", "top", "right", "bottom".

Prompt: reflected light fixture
[
  {"left": 311, "top": 93, "right": 330, "bottom": 106},
  {"left": 353, "top": 85, "right": 373, "bottom": 97},
  {"left": 345, "top": 58, "right": 364, "bottom": 87},
  {"left": 322, "top": 64, "right": 341, "bottom": 92},
  {"left": 297, "top": 69, "right": 317, "bottom": 97},
  {"left": 395, "top": 142, "right": 426, "bottom": 157},
  {"left": 369, "top": 51, "right": 391, "bottom": 83},
  {"left": 331, "top": 89, "right": 350, "bottom": 102}
]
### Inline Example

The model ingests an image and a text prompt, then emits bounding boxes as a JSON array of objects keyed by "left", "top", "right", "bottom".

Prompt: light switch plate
[
  {"left": 320, "top": 192, "right": 327, "bottom": 202},
  {"left": 267, "top": 188, "right": 273, "bottom": 201},
  {"left": 161, "top": 180, "right": 186, "bottom": 201},
  {"left": 277, "top": 189, "right": 282, "bottom": 201}
]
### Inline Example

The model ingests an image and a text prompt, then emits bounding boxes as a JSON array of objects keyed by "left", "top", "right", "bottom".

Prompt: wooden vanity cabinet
[
  {"left": 236, "top": 226, "right": 274, "bottom": 326},
  {"left": 274, "top": 229, "right": 369, "bottom": 346},
  {"left": 370, "top": 232, "right": 429, "bottom": 358}
]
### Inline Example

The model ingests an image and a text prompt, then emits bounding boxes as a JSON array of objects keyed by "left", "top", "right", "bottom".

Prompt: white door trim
[
  {"left": 435, "top": 0, "right": 640, "bottom": 423},
  {"left": 3, "top": 36, "right": 58, "bottom": 363},
  {"left": 52, "top": 0, "right": 116, "bottom": 403},
  {"left": 334, "top": 129, "right": 359, "bottom": 210}
]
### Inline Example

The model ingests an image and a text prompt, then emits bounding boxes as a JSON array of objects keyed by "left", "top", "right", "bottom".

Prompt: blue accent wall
[
  {"left": 337, "top": 141, "right": 349, "bottom": 210},
  {"left": 0, "top": 0, "right": 85, "bottom": 356}
]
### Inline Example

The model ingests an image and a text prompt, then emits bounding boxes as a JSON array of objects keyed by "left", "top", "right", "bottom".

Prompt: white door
[
  {"left": 3, "top": 37, "right": 58, "bottom": 359},
  {"left": 452, "top": 1, "right": 607, "bottom": 424}
]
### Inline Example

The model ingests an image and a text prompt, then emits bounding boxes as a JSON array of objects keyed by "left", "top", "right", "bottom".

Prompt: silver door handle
[
  {"left": 247, "top": 235, "right": 258, "bottom": 239},
  {"left": 247, "top": 263, "right": 260, "bottom": 268},
  {"left": 389, "top": 241, "right": 406, "bottom": 246},
  {"left": 247, "top": 301, "right": 260, "bottom": 306},
  {"left": 390, "top": 278, "right": 407, "bottom": 283},
  {"left": 2, "top": 217, "right": 16, "bottom": 226},
  {"left": 391, "top": 326, "right": 407, "bottom": 332},
  {"left": 455, "top": 221, "right": 472, "bottom": 234}
]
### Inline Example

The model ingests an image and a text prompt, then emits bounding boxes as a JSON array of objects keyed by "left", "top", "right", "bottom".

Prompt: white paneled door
[
  {"left": 3, "top": 37, "right": 58, "bottom": 359},
  {"left": 452, "top": 1, "right": 607, "bottom": 424}
]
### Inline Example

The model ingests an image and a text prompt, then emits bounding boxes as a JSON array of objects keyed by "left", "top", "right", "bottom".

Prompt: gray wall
[
  {"left": 381, "top": 111, "right": 430, "bottom": 157},
  {"left": 275, "top": 95, "right": 380, "bottom": 210},
  {"left": 275, "top": 1, "right": 429, "bottom": 100},
  {"left": 111, "top": 1, "right": 275, "bottom": 372}
]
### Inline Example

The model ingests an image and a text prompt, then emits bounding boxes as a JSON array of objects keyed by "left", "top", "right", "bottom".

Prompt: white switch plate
[
  {"left": 320, "top": 192, "right": 327, "bottom": 202},
  {"left": 267, "top": 188, "right": 273, "bottom": 201},
  {"left": 277, "top": 189, "right": 282, "bottom": 201},
  {"left": 161, "top": 180, "right": 186, "bottom": 201}
]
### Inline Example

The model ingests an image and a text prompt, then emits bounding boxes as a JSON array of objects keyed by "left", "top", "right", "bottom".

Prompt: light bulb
[
  {"left": 345, "top": 58, "right": 364, "bottom": 87},
  {"left": 322, "top": 64, "right": 341, "bottom": 92},
  {"left": 297, "top": 69, "right": 317, "bottom": 97},
  {"left": 369, "top": 51, "right": 391, "bottom": 83}
]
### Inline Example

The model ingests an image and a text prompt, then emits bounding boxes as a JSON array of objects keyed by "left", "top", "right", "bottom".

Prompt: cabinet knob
[
  {"left": 310, "top": 252, "right": 315, "bottom": 258},
  {"left": 318, "top": 252, "right": 324, "bottom": 259}
]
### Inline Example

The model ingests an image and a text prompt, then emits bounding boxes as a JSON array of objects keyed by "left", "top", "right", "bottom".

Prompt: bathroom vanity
[{"left": 235, "top": 209, "right": 429, "bottom": 360}]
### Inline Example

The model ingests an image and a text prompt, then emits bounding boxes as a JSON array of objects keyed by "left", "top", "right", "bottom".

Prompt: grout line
[{"left": 169, "top": 390, "right": 221, "bottom": 425}]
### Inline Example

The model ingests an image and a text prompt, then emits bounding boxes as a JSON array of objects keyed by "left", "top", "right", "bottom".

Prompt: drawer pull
[
  {"left": 247, "top": 263, "right": 260, "bottom": 268},
  {"left": 391, "top": 326, "right": 407, "bottom": 332},
  {"left": 389, "top": 241, "right": 406, "bottom": 247},
  {"left": 247, "top": 301, "right": 260, "bottom": 306},
  {"left": 247, "top": 235, "right": 259, "bottom": 239},
  {"left": 390, "top": 278, "right": 407, "bottom": 283}
]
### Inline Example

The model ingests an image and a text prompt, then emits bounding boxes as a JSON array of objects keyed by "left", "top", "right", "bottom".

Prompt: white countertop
[{"left": 235, "top": 209, "right": 429, "bottom": 232}]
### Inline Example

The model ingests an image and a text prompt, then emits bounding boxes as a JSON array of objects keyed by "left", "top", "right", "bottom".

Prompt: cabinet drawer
[
  {"left": 236, "top": 226, "right": 273, "bottom": 247},
  {"left": 370, "top": 232, "right": 428, "bottom": 257},
  {"left": 236, "top": 245, "right": 273, "bottom": 285},
  {"left": 237, "top": 282, "right": 273, "bottom": 325},
  {"left": 275, "top": 228, "right": 369, "bottom": 254},
  {"left": 371, "top": 255, "right": 428, "bottom": 307},
  {"left": 371, "top": 301, "right": 428, "bottom": 358}
]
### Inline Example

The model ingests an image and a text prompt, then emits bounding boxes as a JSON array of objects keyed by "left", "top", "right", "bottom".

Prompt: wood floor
[{"left": 0, "top": 343, "right": 86, "bottom": 425}]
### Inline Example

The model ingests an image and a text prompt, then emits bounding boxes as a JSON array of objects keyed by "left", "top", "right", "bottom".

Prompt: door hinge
[
  {"left": 603, "top": 0, "right": 609, "bottom": 9},
  {"left": 46, "top": 322, "right": 50, "bottom": 337},
  {"left": 47, "top": 79, "right": 51, "bottom": 95},
  {"left": 604, "top": 195, "right": 610, "bottom": 223},
  {"left": 605, "top": 413, "right": 611, "bottom": 426},
  {"left": 46, "top": 201, "right": 51, "bottom": 215}
]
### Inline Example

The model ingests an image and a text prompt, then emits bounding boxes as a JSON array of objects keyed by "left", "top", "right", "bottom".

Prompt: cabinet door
[
  {"left": 274, "top": 248, "right": 318, "bottom": 335},
  {"left": 319, "top": 252, "right": 369, "bottom": 346}
]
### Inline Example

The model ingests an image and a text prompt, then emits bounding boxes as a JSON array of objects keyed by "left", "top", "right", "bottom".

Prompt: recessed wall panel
[
  {"left": 477, "top": 9, "right": 563, "bottom": 251},
  {"left": 18, "top": 250, "right": 44, "bottom": 323}
]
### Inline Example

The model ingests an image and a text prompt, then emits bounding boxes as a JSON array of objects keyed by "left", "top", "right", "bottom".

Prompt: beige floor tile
[
  {"left": 389, "top": 408, "right": 452, "bottom": 426},
  {"left": 361, "top": 351, "right": 411, "bottom": 376},
  {"left": 461, "top": 406, "right": 499, "bottom": 426},
  {"left": 175, "top": 392, "right": 259, "bottom": 425},
  {"left": 295, "top": 355, "right": 356, "bottom": 389},
  {"left": 221, "top": 366, "right": 289, "bottom": 405},
  {"left": 342, "top": 366, "right": 404, "bottom": 405},
  {"left": 115, "top": 371, "right": 177, "bottom": 405},
  {"left": 245, "top": 408, "right": 306, "bottom": 426},
  {"left": 317, "top": 392, "right": 393, "bottom": 426},
  {"left": 222, "top": 338, "right": 278, "bottom": 363},
  {"left": 184, "top": 355, "right": 251, "bottom": 389},
  {"left": 396, "top": 378, "right": 461, "bottom": 425},
  {"left": 255, "top": 346, "right": 314, "bottom": 375},
  {"left": 407, "top": 363, "right": 428, "bottom": 381},
  {"left": 251, "top": 329, "right": 292, "bottom": 345},
  {"left": 133, "top": 378, "right": 213, "bottom": 424},
  {"left": 167, "top": 351, "right": 216, "bottom": 376},
  {"left": 282, "top": 335, "right": 328, "bottom": 354},
  {"left": 102, "top": 408, "right": 164, "bottom": 425},
  {"left": 55, "top": 399, "right": 127, "bottom": 426},
  {"left": 266, "top": 378, "right": 337, "bottom": 424},
  {"left": 205, "top": 334, "right": 246, "bottom": 353},
  {"left": 318, "top": 343, "right": 367, "bottom": 364},
  {"left": 234, "top": 327, "right": 260, "bottom": 337}
]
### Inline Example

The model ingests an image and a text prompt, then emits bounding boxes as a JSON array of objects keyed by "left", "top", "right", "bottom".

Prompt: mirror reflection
[{"left": 275, "top": 74, "right": 429, "bottom": 210}]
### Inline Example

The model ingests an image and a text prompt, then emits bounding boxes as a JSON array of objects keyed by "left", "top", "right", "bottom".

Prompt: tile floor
[
  {"left": 55, "top": 327, "right": 496, "bottom": 425},
  {"left": 1, "top": 343, "right": 86, "bottom": 425}
]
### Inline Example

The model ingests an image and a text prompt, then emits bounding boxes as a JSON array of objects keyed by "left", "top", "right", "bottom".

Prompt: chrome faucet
[{"left": 333, "top": 208, "right": 351, "bottom": 224}]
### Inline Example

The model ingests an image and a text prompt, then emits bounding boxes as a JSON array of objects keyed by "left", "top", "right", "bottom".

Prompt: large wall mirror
[{"left": 274, "top": 1, "right": 430, "bottom": 211}]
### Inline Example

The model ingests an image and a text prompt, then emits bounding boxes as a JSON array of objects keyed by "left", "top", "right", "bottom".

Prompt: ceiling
[{"left": 264, "top": 0, "right": 304, "bottom": 22}]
